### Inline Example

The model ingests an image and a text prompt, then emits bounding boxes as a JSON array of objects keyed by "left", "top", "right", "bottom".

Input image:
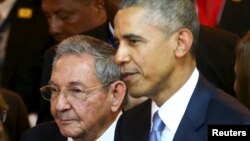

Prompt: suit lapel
[{"left": 173, "top": 75, "right": 212, "bottom": 141}]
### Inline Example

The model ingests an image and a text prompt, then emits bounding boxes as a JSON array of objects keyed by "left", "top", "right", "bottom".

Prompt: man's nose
[
  {"left": 49, "top": 16, "right": 63, "bottom": 35},
  {"left": 54, "top": 90, "right": 70, "bottom": 111},
  {"left": 115, "top": 43, "right": 131, "bottom": 65}
]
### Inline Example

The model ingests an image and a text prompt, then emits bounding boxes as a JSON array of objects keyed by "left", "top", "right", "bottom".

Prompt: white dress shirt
[{"left": 151, "top": 68, "right": 199, "bottom": 141}]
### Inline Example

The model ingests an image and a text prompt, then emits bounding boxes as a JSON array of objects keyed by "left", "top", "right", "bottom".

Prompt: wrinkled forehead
[{"left": 51, "top": 54, "right": 98, "bottom": 84}]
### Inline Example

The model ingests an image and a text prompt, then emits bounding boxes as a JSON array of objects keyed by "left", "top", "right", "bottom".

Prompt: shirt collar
[
  {"left": 108, "top": 22, "right": 114, "bottom": 36},
  {"left": 96, "top": 112, "right": 122, "bottom": 141},
  {"left": 67, "top": 112, "right": 122, "bottom": 141},
  {"left": 151, "top": 68, "right": 199, "bottom": 134}
]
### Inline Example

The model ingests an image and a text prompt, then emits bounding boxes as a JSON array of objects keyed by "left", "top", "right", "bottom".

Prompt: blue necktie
[{"left": 149, "top": 111, "right": 165, "bottom": 141}]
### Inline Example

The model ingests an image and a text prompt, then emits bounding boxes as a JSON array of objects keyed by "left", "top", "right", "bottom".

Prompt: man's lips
[
  {"left": 121, "top": 72, "right": 138, "bottom": 81},
  {"left": 57, "top": 118, "right": 74, "bottom": 125},
  {"left": 56, "top": 113, "right": 75, "bottom": 124}
]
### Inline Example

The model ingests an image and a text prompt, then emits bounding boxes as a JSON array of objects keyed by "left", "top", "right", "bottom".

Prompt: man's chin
[
  {"left": 59, "top": 126, "right": 85, "bottom": 140},
  {"left": 53, "top": 36, "right": 67, "bottom": 43}
]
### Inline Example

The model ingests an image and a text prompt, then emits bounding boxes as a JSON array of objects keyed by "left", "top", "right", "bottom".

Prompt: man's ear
[
  {"left": 174, "top": 28, "right": 193, "bottom": 58},
  {"left": 109, "top": 81, "right": 126, "bottom": 112}
]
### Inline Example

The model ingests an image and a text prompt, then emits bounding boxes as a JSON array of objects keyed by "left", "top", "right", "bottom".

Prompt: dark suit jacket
[
  {"left": 36, "top": 22, "right": 114, "bottom": 124},
  {"left": 20, "top": 121, "right": 66, "bottom": 141},
  {"left": 1, "top": 0, "right": 54, "bottom": 113},
  {"left": 197, "top": 25, "right": 239, "bottom": 96},
  {"left": 219, "top": 0, "right": 250, "bottom": 37},
  {"left": 115, "top": 75, "right": 250, "bottom": 141},
  {"left": 0, "top": 88, "right": 30, "bottom": 141}
]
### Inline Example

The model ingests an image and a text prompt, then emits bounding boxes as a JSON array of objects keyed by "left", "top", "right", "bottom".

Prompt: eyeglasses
[
  {"left": 40, "top": 83, "right": 111, "bottom": 101},
  {"left": 0, "top": 110, "right": 7, "bottom": 123}
]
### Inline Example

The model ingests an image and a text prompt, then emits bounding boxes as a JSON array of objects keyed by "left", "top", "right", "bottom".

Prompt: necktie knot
[
  {"left": 149, "top": 111, "right": 165, "bottom": 141},
  {"left": 152, "top": 111, "right": 165, "bottom": 131}
]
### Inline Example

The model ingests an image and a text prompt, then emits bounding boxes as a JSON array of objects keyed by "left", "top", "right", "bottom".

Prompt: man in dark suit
[
  {"left": 21, "top": 35, "right": 126, "bottom": 141},
  {"left": 107, "top": 0, "right": 239, "bottom": 97},
  {"left": 37, "top": 22, "right": 113, "bottom": 124},
  {"left": 0, "top": 0, "right": 54, "bottom": 114},
  {"left": 0, "top": 88, "right": 30, "bottom": 141},
  {"left": 113, "top": 0, "right": 250, "bottom": 141},
  {"left": 106, "top": 0, "right": 239, "bottom": 98}
]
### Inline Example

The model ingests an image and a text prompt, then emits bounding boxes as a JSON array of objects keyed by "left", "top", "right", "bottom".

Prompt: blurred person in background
[
  {"left": 0, "top": 88, "right": 30, "bottom": 141},
  {"left": 234, "top": 31, "right": 250, "bottom": 109},
  {"left": 0, "top": 0, "right": 54, "bottom": 117},
  {"left": 42, "top": 0, "right": 107, "bottom": 43}
]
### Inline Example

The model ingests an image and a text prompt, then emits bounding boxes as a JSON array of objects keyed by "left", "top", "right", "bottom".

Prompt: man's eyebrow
[
  {"left": 113, "top": 33, "right": 139, "bottom": 42},
  {"left": 47, "top": 81, "right": 84, "bottom": 87},
  {"left": 118, "top": 33, "right": 146, "bottom": 43},
  {"left": 48, "top": 81, "right": 57, "bottom": 86},
  {"left": 68, "top": 81, "right": 84, "bottom": 87},
  {"left": 123, "top": 33, "right": 143, "bottom": 40},
  {"left": 53, "top": 7, "right": 73, "bottom": 16},
  {"left": 114, "top": 33, "right": 146, "bottom": 44},
  {"left": 54, "top": 9, "right": 64, "bottom": 15}
]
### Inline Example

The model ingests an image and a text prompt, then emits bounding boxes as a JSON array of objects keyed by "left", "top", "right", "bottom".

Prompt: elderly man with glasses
[{"left": 21, "top": 35, "right": 127, "bottom": 141}]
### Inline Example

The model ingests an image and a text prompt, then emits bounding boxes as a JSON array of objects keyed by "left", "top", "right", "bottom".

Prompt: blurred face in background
[
  {"left": 104, "top": 0, "right": 121, "bottom": 24},
  {"left": 42, "top": 0, "right": 107, "bottom": 42}
]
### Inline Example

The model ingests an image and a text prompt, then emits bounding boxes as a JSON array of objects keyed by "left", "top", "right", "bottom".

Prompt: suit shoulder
[
  {"left": 198, "top": 76, "right": 250, "bottom": 121},
  {"left": 122, "top": 99, "right": 151, "bottom": 118},
  {"left": 115, "top": 100, "right": 151, "bottom": 141},
  {"left": 200, "top": 25, "right": 239, "bottom": 43}
]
